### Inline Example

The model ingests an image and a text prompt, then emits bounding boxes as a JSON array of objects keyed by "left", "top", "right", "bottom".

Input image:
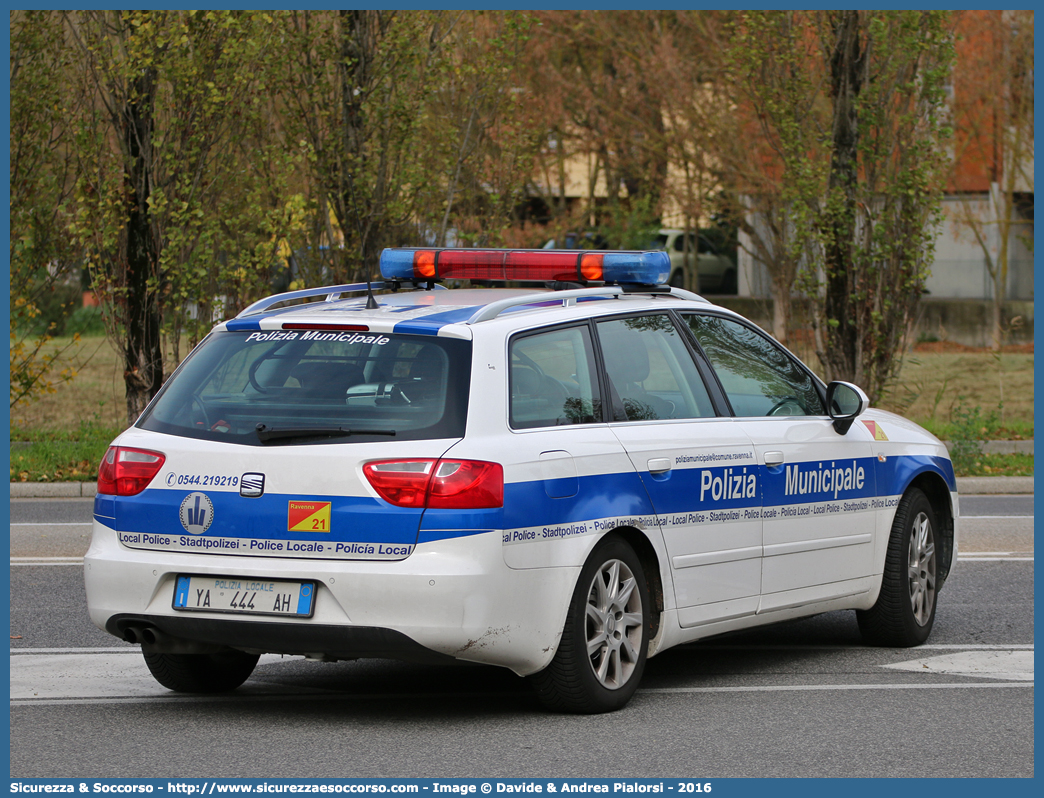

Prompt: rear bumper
[
  {"left": 85, "top": 520, "right": 578, "bottom": 676},
  {"left": 105, "top": 613, "right": 458, "bottom": 664}
]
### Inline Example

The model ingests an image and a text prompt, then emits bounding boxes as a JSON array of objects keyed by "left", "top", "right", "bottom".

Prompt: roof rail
[
  {"left": 466, "top": 285, "right": 707, "bottom": 324},
  {"left": 237, "top": 282, "right": 384, "bottom": 317},
  {"left": 236, "top": 281, "right": 447, "bottom": 318}
]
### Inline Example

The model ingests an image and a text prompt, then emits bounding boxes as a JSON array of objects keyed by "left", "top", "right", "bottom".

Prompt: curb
[
  {"left": 942, "top": 440, "right": 1034, "bottom": 455},
  {"left": 10, "top": 482, "right": 98, "bottom": 498},
  {"left": 10, "top": 476, "right": 1035, "bottom": 498},
  {"left": 954, "top": 476, "right": 1035, "bottom": 495}
]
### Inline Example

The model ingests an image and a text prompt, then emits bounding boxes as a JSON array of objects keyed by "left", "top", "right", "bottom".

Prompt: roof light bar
[{"left": 379, "top": 248, "right": 670, "bottom": 286}]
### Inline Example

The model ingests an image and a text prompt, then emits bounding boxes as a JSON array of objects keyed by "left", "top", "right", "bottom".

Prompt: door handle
[
  {"left": 764, "top": 451, "right": 785, "bottom": 467},
  {"left": 648, "top": 458, "right": 672, "bottom": 475}
]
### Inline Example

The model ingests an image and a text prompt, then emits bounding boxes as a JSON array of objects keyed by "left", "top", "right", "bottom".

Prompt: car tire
[
  {"left": 531, "top": 536, "right": 650, "bottom": 713},
  {"left": 857, "top": 487, "right": 938, "bottom": 646},
  {"left": 143, "top": 649, "right": 261, "bottom": 693}
]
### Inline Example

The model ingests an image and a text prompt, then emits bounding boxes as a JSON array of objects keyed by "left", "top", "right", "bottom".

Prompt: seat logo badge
[
  {"left": 240, "top": 473, "right": 265, "bottom": 498},
  {"left": 179, "top": 492, "right": 214, "bottom": 535}
]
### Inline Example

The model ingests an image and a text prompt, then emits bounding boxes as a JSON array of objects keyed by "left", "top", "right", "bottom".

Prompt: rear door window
[
  {"left": 509, "top": 325, "right": 601, "bottom": 429},
  {"left": 595, "top": 314, "right": 716, "bottom": 421}
]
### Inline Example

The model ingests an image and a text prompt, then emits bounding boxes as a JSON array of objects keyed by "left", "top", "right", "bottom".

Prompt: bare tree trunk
[
  {"left": 557, "top": 129, "right": 568, "bottom": 214},
  {"left": 440, "top": 104, "right": 480, "bottom": 245},
  {"left": 123, "top": 68, "right": 163, "bottom": 425},
  {"left": 340, "top": 10, "right": 382, "bottom": 279},
  {"left": 820, "top": 10, "right": 865, "bottom": 384},
  {"left": 990, "top": 181, "right": 1011, "bottom": 350},
  {"left": 990, "top": 292, "right": 1003, "bottom": 350},
  {"left": 771, "top": 272, "right": 791, "bottom": 345},
  {"left": 734, "top": 207, "right": 794, "bottom": 344}
]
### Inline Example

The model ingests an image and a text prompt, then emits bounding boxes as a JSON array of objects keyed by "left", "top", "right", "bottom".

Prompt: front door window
[{"left": 683, "top": 314, "right": 824, "bottom": 417}]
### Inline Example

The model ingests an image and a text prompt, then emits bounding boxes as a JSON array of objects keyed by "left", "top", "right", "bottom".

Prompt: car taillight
[
  {"left": 362, "top": 459, "right": 433, "bottom": 507},
  {"left": 97, "top": 446, "right": 166, "bottom": 496},
  {"left": 427, "top": 460, "right": 504, "bottom": 509},
  {"left": 363, "top": 458, "right": 503, "bottom": 509}
]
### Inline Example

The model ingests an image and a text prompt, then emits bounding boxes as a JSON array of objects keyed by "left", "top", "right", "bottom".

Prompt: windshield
[{"left": 138, "top": 330, "right": 471, "bottom": 445}]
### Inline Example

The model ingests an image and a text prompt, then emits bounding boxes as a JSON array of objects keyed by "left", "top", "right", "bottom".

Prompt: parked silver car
[
  {"left": 544, "top": 230, "right": 737, "bottom": 294},
  {"left": 651, "top": 229, "right": 737, "bottom": 294}
]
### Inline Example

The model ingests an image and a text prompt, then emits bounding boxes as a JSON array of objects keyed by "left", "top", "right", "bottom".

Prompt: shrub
[
  {"left": 948, "top": 400, "right": 1001, "bottom": 475},
  {"left": 64, "top": 305, "right": 107, "bottom": 336}
]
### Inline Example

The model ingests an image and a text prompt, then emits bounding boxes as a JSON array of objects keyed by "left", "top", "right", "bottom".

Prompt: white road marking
[
  {"left": 882, "top": 649, "right": 1034, "bottom": 681},
  {"left": 912, "top": 643, "right": 1034, "bottom": 649},
  {"left": 643, "top": 683, "right": 1030, "bottom": 694},
  {"left": 10, "top": 651, "right": 303, "bottom": 702},
  {"left": 9, "top": 523, "right": 93, "bottom": 527},
  {"left": 961, "top": 516, "right": 1034, "bottom": 521},
  {"left": 959, "top": 551, "right": 1029, "bottom": 555},
  {"left": 960, "top": 515, "right": 1033, "bottom": 519},
  {"left": 13, "top": 647, "right": 138, "bottom": 654},
  {"left": 687, "top": 643, "right": 1032, "bottom": 651},
  {"left": 13, "top": 681, "right": 1033, "bottom": 708},
  {"left": 9, "top": 648, "right": 1033, "bottom": 706}
]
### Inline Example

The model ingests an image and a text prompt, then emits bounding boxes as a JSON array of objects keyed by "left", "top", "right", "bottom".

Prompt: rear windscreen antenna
[{"left": 347, "top": 173, "right": 379, "bottom": 310}]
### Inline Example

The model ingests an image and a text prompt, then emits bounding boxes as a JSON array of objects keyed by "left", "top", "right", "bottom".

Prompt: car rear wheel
[
  {"left": 857, "top": 487, "right": 938, "bottom": 646},
  {"left": 143, "top": 649, "right": 260, "bottom": 693},
  {"left": 531, "top": 536, "right": 649, "bottom": 713}
]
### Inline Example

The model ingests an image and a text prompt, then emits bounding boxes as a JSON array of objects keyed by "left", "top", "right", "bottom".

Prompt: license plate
[{"left": 173, "top": 575, "right": 316, "bottom": 618}]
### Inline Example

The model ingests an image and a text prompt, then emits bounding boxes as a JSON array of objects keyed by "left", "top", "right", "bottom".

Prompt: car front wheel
[
  {"left": 531, "top": 536, "right": 650, "bottom": 713},
  {"left": 857, "top": 487, "right": 939, "bottom": 646}
]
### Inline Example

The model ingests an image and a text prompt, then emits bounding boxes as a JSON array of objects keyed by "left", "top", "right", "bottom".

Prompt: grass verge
[
  {"left": 10, "top": 423, "right": 123, "bottom": 483},
  {"left": 878, "top": 346, "right": 1033, "bottom": 439},
  {"left": 953, "top": 452, "right": 1034, "bottom": 477}
]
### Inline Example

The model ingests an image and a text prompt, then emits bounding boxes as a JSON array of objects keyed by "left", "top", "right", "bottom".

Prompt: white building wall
[{"left": 738, "top": 194, "right": 1034, "bottom": 301}]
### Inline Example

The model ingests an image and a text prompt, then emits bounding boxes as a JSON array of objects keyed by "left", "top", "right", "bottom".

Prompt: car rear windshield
[{"left": 138, "top": 330, "right": 471, "bottom": 445}]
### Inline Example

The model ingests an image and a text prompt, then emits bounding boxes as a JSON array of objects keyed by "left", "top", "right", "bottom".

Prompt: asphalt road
[{"left": 8, "top": 496, "right": 1034, "bottom": 778}]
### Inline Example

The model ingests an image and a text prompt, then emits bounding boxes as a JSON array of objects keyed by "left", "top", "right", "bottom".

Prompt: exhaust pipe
[
  {"left": 122, "top": 624, "right": 163, "bottom": 646},
  {"left": 124, "top": 623, "right": 224, "bottom": 654}
]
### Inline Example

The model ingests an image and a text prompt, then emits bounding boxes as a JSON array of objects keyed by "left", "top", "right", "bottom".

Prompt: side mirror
[{"left": 826, "top": 381, "right": 869, "bottom": 435}]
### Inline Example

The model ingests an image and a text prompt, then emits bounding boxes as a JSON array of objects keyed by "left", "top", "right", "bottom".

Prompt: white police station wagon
[{"left": 85, "top": 248, "right": 958, "bottom": 713}]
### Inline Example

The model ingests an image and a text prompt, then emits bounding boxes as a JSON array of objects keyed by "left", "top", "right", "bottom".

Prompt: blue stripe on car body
[
  {"left": 392, "top": 306, "right": 477, "bottom": 335},
  {"left": 95, "top": 454, "right": 947, "bottom": 549}
]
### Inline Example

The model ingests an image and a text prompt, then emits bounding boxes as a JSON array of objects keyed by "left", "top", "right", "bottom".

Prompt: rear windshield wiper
[{"left": 255, "top": 423, "right": 396, "bottom": 444}]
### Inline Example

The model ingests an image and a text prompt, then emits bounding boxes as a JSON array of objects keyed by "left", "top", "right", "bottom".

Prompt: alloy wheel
[
  {"left": 585, "top": 559, "right": 644, "bottom": 689},
  {"left": 908, "top": 511, "right": 937, "bottom": 626}
]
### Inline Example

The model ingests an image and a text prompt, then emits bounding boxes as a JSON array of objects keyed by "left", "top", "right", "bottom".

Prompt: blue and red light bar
[{"left": 379, "top": 248, "right": 670, "bottom": 285}]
